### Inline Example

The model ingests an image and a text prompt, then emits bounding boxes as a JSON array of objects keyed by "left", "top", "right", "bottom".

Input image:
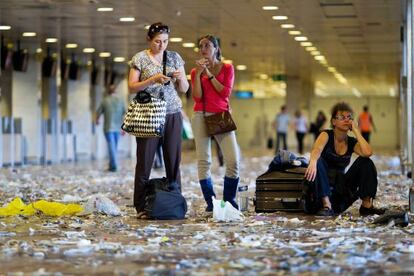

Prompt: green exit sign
[{"left": 272, "top": 74, "right": 286, "bottom": 81}]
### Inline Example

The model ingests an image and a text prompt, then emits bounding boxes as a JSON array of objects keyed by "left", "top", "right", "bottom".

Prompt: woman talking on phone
[
  {"left": 190, "top": 35, "right": 240, "bottom": 212},
  {"left": 128, "top": 22, "right": 189, "bottom": 218},
  {"left": 304, "top": 102, "right": 385, "bottom": 217}
]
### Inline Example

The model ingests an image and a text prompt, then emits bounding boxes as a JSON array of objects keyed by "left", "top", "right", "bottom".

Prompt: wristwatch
[{"left": 208, "top": 75, "right": 214, "bottom": 80}]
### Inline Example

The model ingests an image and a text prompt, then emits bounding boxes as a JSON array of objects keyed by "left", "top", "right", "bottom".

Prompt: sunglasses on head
[
  {"left": 335, "top": 114, "right": 353, "bottom": 121},
  {"left": 149, "top": 25, "right": 170, "bottom": 34}
]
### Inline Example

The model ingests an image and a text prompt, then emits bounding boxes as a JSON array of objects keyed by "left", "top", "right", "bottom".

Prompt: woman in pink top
[{"left": 190, "top": 35, "right": 240, "bottom": 212}]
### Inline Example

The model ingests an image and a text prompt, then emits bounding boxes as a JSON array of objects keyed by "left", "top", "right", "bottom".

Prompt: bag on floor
[
  {"left": 144, "top": 177, "right": 187, "bottom": 220},
  {"left": 212, "top": 197, "right": 244, "bottom": 222}
]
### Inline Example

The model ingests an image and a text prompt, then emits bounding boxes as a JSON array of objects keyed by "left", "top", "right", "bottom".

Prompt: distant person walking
[
  {"left": 294, "top": 110, "right": 308, "bottom": 154},
  {"left": 358, "top": 105, "right": 376, "bottom": 143},
  {"left": 96, "top": 85, "right": 126, "bottom": 172},
  {"left": 310, "top": 111, "right": 327, "bottom": 141},
  {"left": 273, "top": 105, "right": 290, "bottom": 153}
]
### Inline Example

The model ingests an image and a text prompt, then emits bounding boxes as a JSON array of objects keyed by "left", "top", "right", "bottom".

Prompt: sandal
[
  {"left": 316, "top": 207, "right": 335, "bottom": 217},
  {"left": 136, "top": 211, "right": 149, "bottom": 219}
]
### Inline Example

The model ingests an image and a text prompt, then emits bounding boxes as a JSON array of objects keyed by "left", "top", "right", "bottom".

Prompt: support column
[{"left": 0, "top": 66, "right": 13, "bottom": 167}]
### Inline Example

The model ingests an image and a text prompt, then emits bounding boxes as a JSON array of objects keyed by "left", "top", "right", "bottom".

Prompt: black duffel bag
[{"left": 144, "top": 177, "right": 187, "bottom": 220}]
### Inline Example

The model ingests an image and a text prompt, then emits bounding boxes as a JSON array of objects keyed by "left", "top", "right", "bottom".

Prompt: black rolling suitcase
[{"left": 255, "top": 167, "right": 306, "bottom": 212}]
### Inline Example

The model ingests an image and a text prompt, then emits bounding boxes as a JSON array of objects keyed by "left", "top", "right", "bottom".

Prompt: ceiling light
[
  {"left": 65, "top": 43, "right": 78, "bottom": 48},
  {"left": 36, "top": 48, "right": 42, "bottom": 53},
  {"left": 97, "top": 7, "right": 113, "bottom": 12},
  {"left": 223, "top": 59, "right": 233, "bottom": 64},
  {"left": 119, "top": 17, "right": 135, "bottom": 22},
  {"left": 186, "top": 74, "right": 191, "bottom": 80},
  {"left": 144, "top": 25, "right": 150, "bottom": 30},
  {"left": 314, "top": 55, "right": 325, "bottom": 61},
  {"left": 259, "top": 74, "right": 269, "bottom": 80},
  {"left": 0, "top": 25, "right": 11, "bottom": 30},
  {"left": 193, "top": 47, "right": 199, "bottom": 52},
  {"left": 99, "top": 52, "right": 111, "bottom": 58},
  {"left": 281, "top": 24, "right": 295, "bottom": 29},
  {"left": 319, "top": 59, "right": 328, "bottom": 65},
  {"left": 83, "top": 48, "right": 95, "bottom": 53},
  {"left": 262, "top": 6, "right": 278, "bottom": 10},
  {"left": 272, "top": 16, "right": 288, "bottom": 20},
  {"left": 45, "top": 38, "right": 58, "bottom": 43},
  {"left": 352, "top": 88, "right": 361, "bottom": 97},
  {"left": 328, "top": 67, "right": 336, "bottom": 72},
  {"left": 182, "top": 42, "right": 195, "bottom": 48},
  {"left": 311, "top": 51, "right": 320, "bottom": 56},
  {"left": 288, "top": 30, "right": 301, "bottom": 35},
  {"left": 114, "top": 57, "right": 125, "bottom": 62},
  {"left": 389, "top": 87, "right": 396, "bottom": 97},
  {"left": 306, "top": 46, "right": 317, "bottom": 51},
  {"left": 22, "top": 32, "right": 36, "bottom": 37},
  {"left": 294, "top": 36, "right": 308, "bottom": 41},
  {"left": 300, "top": 42, "right": 312, "bottom": 47},
  {"left": 170, "top": 37, "right": 183, "bottom": 42},
  {"left": 236, "top": 65, "right": 247, "bottom": 70}
]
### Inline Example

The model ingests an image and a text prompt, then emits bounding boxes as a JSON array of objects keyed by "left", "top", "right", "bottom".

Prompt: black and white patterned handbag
[
  {"left": 122, "top": 51, "right": 169, "bottom": 138},
  {"left": 121, "top": 91, "right": 166, "bottom": 137}
]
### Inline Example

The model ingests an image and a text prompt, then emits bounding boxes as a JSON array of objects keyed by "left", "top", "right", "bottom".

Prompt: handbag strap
[{"left": 200, "top": 75, "right": 230, "bottom": 116}]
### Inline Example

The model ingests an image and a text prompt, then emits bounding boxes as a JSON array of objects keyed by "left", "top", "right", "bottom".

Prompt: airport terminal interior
[{"left": 1, "top": 0, "right": 414, "bottom": 274}]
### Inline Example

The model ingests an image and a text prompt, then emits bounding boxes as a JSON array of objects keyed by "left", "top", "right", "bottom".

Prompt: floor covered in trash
[{"left": 0, "top": 149, "right": 413, "bottom": 274}]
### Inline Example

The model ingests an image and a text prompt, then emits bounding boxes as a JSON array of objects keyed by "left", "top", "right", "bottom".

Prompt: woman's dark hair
[
  {"left": 147, "top": 22, "right": 170, "bottom": 40},
  {"left": 198, "top": 35, "right": 222, "bottom": 61},
  {"left": 330, "top": 102, "right": 353, "bottom": 127}
]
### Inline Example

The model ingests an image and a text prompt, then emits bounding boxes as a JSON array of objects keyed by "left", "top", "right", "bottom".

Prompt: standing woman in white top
[
  {"left": 127, "top": 22, "right": 189, "bottom": 218},
  {"left": 294, "top": 110, "right": 308, "bottom": 154}
]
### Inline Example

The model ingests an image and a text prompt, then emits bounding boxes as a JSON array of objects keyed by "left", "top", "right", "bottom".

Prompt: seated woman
[{"left": 304, "top": 102, "right": 385, "bottom": 216}]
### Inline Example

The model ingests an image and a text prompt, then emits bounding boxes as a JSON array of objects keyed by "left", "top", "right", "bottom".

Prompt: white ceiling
[{"left": 0, "top": 0, "right": 404, "bottom": 97}]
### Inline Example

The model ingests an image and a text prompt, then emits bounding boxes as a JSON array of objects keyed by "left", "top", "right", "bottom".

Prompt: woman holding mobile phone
[
  {"left": 190, "top": 35, "right": 241, "bottom": 212},
  {"left": 128, "top": 22, "right": 189, "bottom": 218}
]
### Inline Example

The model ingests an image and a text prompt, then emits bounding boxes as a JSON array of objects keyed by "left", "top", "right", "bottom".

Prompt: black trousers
[
  {"left": 361, "top": 131, "right": 371, "bottom": 143},
  {"left": 133, "top": 112, "right": 183, "bottom": 213},
  {"left": 296, "top": 132, "right": 306, "bottom": 154},
  {"left": 305, "top": 157, "right": 378, "bottom": 214}
]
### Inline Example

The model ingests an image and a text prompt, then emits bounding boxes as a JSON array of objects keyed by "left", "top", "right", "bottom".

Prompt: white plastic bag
[
  {"left": 81, "top": 195, "right": 122, "bottom": 216},
  {"left": 212, "top": 196, "right": 244, "bottom": 222}
]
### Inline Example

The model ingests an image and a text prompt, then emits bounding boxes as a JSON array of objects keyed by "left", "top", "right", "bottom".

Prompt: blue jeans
[{"left": 104, "top": 131, "right": 120, "bottom": 171}]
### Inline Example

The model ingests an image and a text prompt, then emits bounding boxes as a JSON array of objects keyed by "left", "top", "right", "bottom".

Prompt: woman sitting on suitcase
[{"left": 304, "top": 102, "right": 385, "bottom": 217}]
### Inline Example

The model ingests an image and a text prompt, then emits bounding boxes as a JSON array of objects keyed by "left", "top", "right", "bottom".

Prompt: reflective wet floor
[{"left": 0, "top": 150, "right": 413, "bottom": 275}]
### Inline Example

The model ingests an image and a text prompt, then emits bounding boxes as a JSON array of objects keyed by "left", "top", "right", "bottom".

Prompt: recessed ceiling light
[
  {"left": 306, "top": 46, "right": 317, "bottom": 51},
  {"left": 170, "top": 37, "right": 183, "bottom": 42},
  {"left": 328, "top": 67, "right": 336, "bottom": 72},
  {"left": 144, "top": 25, "right": 150, "bottom": 30},
  {"left": 83, "top": 48, "right": 95, "bottom": 53},
  {"left": 259, "top": 74, "right": 269, "bottom": 80},
  {"left": 262, "top": 6, "right": 278, "bottom": 10},
  {"left": 114, "top": 57, "right": 125, "bottom": 62},
  {"left": 0, "top": 25, "right": 11, "bottom": 30},
  {"left": 186, "top": 74, "right": 191, "bottom": 80},
  {"left": 272, "top": 16, "right": 288, "bottom": 20},
  {"left": 281, "top": 24, "right": 295, "bottom": 29},
  {"left": 236, "top": 65, "right": 247, "bottom": 70},
  {"left": 300, "top": 42, "right": 312, "bottom": 47},
  {"left": 294, "top": 36, "right": 308, "bottom": 41},
  {"left": 288, "top": 30, "right": 301, "bottom": 35},
  {"left": 223, "top": 59, "right": 233, "bottom": 64},
  {"left": 65, "top": 43, "right": 78, "bottom": 48},
  {"left": 119, "top": 17, "right": 135, "bottom": 22},
  {"left": 193, "top": 47, "right": 199, "bottom": 53},
  {"left": 22, "top": 32, "right": 36, "bottom": 37},
  {"left": 36, "top": 48, "right": 42, "bottom": 53},
  {"left": 182, "top": 42, "right": 195, "bottom": 48},
  {"left": 97, "top": 7, "right": 113, "bottom": 12},
  {"left": 311, "top": 51, "right": 320, "bottom": 56},
  {"left": 99, "top": 52, "right": 111, "bottom": 58},
  {"left": 45, "top": 38, "right": 58, "bottom": 43},
  {"left": 314, "top": 55, "right": 325, "bottom": 61}
]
